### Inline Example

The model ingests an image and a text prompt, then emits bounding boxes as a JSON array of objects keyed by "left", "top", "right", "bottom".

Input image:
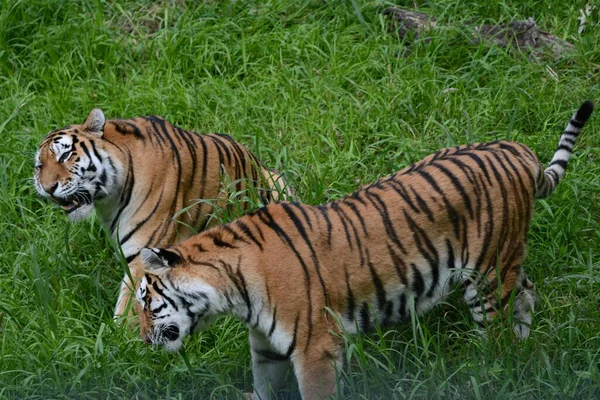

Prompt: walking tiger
[
  {"left": 135, "top": 101, "right": 593, "bottom": 399},
  {"left": 33, "top": 109, "right": 291, "bottom": 318}
]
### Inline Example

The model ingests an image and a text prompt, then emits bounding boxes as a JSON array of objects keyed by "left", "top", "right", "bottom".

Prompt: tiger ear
[
  {"left": 82, "top": 109, "right": 106, "bottom": 136},
  {"left": 140, "top": 248, "right": 183, "bottom": 275}
]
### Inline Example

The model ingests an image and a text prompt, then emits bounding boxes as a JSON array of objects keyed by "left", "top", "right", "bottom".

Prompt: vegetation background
[{"left": 1, "top": 0, "right": 599, "bottom": 398}]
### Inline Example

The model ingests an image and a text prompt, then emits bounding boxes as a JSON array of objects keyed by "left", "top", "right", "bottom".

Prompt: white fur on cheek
[{"left": 136, "top": 278, "right": 148, "bottom": 306}]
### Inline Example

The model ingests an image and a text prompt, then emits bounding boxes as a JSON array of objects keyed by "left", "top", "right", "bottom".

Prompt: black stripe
[
  {"left": 386, "top": 180, "right": 420, "bottom": 214},
  {"left": 193, "top": 243, "right": 207, "bottom": 252},
  {"left": 196, "top": 134, "right": 209, "bottom": 203},
  {"left": 549, "top": 159, "right": 568, "bottom": 169},
  {"left": 235, "top": 220, "right": 264, "bottom": 250},
  {"left": 125, "top": 252, "right": 139, "bottom": 263},
  {"left": 175, "top": 126, "right": 198, "bottom": 193},
  {"left": 213, "top": 135, "right": 241, "bottom": 192},
  {"left": 431, "top": 162, "right": 474, "bottom": 219},
  {"left": 89, "top": 139, "right": 103, "bottom": 163},
  {"left": 387, "top": 243, "right": 408, "bottom": 285},
  {"left": 556, "top": 144, "right": 573, "bottom": 152},
  {"left": 251, "top": 219, "right": 265, "bottom": 242},
  {"left": 344, "top": 267, "right": 355, "bottom": 321},
  {"left": 343, "top": 199, "right": 369, "bottom": 237},
  {"left": 331, "top": 202, "right": 366, "bottom": 267},
  {"left": 473, "top": 174, "right": 495, "bottom": 276},
  {"left": 211, "top": 134, "right": 233, "bottom": 165},
  {"left": 367, "top": 257, "right": 386, "bottom": 311},
  {"left": 350, "top": 190, "right": 367, "bottom": 206},
  {"left": 284, "top": 314, "right": 299, "bottom": 358},
  {"left": 411, "top": 264, "right": 425, "bottom": 297},
  {"left": 382, "top": 301, "right": 394, "bottom": 326},
  {"left": 498, "top": 142, "right": 521, "bottom": 156},
  {"left": 151, "top": 303, "right": 167, "bottom": 314},
  {"left": 415, "top": 169, "right": 461, "bottom": 238},
  {"left": 268, "top": 306, "right": 277, "bottom": 337},
  {"left": 446, "top": 239, "right": 455, "bottom": 272},
  {"left": 484, "top": 153, "right": 512, "bottom": 268},
  {"left": 119, "top": 189, "right": 163, "bottom": 246},
  {"left": 398, "top": 293, "right": 407, "bottom": 321},
  {"left": 214, "top": 226, "right": 245, "bottom": 246},
  {"left": 80, "top": 141, "right": 92, "bottom": 160},
  {"left": 255, "top": 349, "right": 289, "bottom": 362},
  {"left": 318, "top": 205, "right": 333, "bottom": 247},
  {"left": 154, "top": 118, "right": 184, "bottom": 217},
  {"left": 364, "top": 190, "right": 407, "bottom": 254},
  {"left": 222, "top": 258, "right": 252, "bottom": 323},
  {"left": 403, "top": 211, "right": 439, "bottom": 297},
  {"left": 143, "top": 116, "right": 167, "bottom": 145},
  {"left": 186, "top": 258, "right": 219, "bottom": 271},
  {"left": 211, "top": 137, "right": 225, "bottom": 174},
  {"left": 113, "top": 121, "right": 144, "bottom": 140},
  {"left": 151, "top": 281, "right": 179, "bottom": 312},
  {"left": 569, "top": 119, "right": 584, "bottom": 129},
  {"left": 330, "top": 202, "right": 353, "bottom": 250},
  {"left": 229, "top": 141, "right": 252, "bottom": 194},
  {"left": 110, "top": 154, "right": 135, "bottom": 233},
  {"left": 212, "top": 234, "right": 237, "bottom": 248},
  {"left": 360, "top": 303, "right": 371, "bottom": 332},
  {"left": 452, "top": 152, "right": 493, "bottom": 186},
  {"left": 409, "top": 186, "right": 434, "bottom": 222},
  {"left": 290, "top": 202, "right": 313, "bottom": 230}
]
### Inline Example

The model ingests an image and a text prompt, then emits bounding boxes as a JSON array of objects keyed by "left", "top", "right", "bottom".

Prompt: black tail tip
[{"left": 576, "top": 100, "right": 594, "bottom": 123}]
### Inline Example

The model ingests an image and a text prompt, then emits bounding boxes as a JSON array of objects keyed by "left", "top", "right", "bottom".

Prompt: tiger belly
[{"left": 340, "top": 258, "right": 465, "bottom": 335}]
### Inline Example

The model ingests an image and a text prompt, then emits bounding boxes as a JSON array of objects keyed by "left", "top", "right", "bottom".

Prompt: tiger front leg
[
  {"left": 292, "top": 337, "right": 343, "bottom": 400},
  {"left": 249, "top": 329, "right": 293, "bottom": 399},
  {"left": 114, "top": 258, "right": 145, "bottom": 321}
]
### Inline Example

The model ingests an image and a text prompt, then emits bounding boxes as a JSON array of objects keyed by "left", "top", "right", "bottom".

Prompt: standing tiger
[
  {"left": 135, "top": 102, "right": 592, "bottom": 399},
  {"left": 33, "top": 109, "right": 291, "bottom": 318}
]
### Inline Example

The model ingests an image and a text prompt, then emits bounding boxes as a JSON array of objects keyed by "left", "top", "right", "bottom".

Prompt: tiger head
[
  {"left": 33, "top": 109, "right": 120, "bottom": 221},
  {"left": 136, "top": 247, "right": 226, "bottom": 352}
]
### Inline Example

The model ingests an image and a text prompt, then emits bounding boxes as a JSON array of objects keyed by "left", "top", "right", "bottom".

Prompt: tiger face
[
  {"left": 136, "top": 247, "right": 222, "bottom": 352},
  {"left": 33, "top": 109, "right": 119, "bottom": 221}
]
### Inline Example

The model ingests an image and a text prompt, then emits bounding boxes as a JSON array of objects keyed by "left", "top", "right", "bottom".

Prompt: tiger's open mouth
[{"left": 53, "top": 193, "right": 92, "bottom": 214}]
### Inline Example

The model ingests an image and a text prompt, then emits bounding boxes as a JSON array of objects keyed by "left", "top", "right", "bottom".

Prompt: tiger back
[
  {"left": 33, "top": 109, "right": 291, "bottom": 317},
  {"left": 135, "top": 101, "right": 593, "bottom": 399}
]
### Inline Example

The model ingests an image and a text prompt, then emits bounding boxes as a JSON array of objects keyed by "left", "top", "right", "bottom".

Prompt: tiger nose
[
  {"left": 143, "top": 335, "right": 151, "bottom": 345},
  {"left": 43, "top": 182, "right": 59, "bottom": 195}
]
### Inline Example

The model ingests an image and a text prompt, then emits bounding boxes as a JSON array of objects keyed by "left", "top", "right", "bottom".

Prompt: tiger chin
[
  {"left": 34, "top": 109, "right": 292, "bottom": 319},
  {"left": 136, "top": 102, "right": 592, "bottom": 400}
]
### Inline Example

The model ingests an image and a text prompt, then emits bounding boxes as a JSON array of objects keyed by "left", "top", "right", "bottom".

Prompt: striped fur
[
  {"left": 33, "top": 109, "right": 291, "bottom": 318},
  {"left": 136, "top": 102, "right": 593, "bottom": 399}
]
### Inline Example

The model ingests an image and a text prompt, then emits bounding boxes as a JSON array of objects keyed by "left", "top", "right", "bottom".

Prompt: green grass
[{"left": 1, "top": 0, "right": 600, "bottom": 398}]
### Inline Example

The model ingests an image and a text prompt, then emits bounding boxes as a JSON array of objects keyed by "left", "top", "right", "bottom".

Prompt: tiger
[
  {"left": 33, "top": 109, "right": 291, "bottom": 318},
  {"left": 135, "top": 101, "right": 593, "bottom": 399}
]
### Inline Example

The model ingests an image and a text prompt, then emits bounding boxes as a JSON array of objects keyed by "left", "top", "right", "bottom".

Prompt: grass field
[{"left": 1, "top": 0, "right": 600, "bottom": 398}]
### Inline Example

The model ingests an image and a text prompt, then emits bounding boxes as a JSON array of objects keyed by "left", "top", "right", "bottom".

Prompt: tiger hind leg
[
  {"left": 463, "top": 265, "right": 535, "bottom": 339},
  {"left": 512, "top": 271, "right": 535, "bottom": 339}
]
